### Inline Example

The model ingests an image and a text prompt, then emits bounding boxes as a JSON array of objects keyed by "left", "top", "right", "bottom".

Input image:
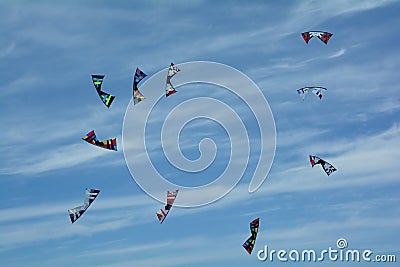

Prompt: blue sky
[{"left": 1, "top": 0, "right": 399, "bottom": 266}]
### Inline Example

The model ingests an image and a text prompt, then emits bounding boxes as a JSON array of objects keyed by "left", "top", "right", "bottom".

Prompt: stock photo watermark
[
  {"left": 257, "top": 238, "right": 397, "bottom": 263},
  {"left": 122, "top": 61, "right": 276, "bottom": 207}
]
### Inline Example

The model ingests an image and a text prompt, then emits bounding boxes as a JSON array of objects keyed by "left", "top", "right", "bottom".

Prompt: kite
[
  {"left": 243, "top": 218, "right": 259, "bottom": 254},
  {"left": 91, "top": 75, "right": 115, "bottom": 108},
  {"left": 82, "top": 130, "right": 117, "bottom": 151},
  {"left": 156, "top": 189, "right": 179, "bottom": 224},
  {"left": 297, "top": 87, "right": 327, "bottom": 100},
  {"left": 68, "top": 188, "right": 100, "bottom": 223},
  {"left": 133, "top": 68, "right": 147, "bottom": 105},
  {"left": 165, "top": 63, "right": 180, "bottom": 97},
  {"left": 301, "top": 31, "right": 333, "bottom": 44},
  {"left": 309, "top": 155, "right": 337, "bottom": 176}
]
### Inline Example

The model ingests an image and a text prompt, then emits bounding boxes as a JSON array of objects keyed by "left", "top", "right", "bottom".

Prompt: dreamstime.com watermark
[{"left": 257, "top": 238, "right": 397, "bottom": 263}]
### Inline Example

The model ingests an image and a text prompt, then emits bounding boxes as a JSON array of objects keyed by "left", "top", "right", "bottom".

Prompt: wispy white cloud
[
  {"left": 78, "top": 235, "right": 215, "bottom": 260},
  {"left": 93, "top": 249, "right": 232, "bottom": 267},
  {"left": 328, "top": 48, "right": 346, "bottom": 58},
  {"left": 37, "top": 200, "right": 399, "bottom": 267},
  {"left": 264, "top": 216, "right": 400, "bottom": 250},
  {"left": 80, "top": 241, "right": 172, "bottom": 257},
  {"left": 0, "top": 42, "right": 16, "bottom": 58},
  {"left": 2, "top": 73, "right": 41, "bottom": 96},
  {"left": 371, "top": 98, "right": 400, "bottom": 113},
  {"left": 0, "top": 194, "right": 158, "bottom": 251},
  {"left": 261, "top": 124, "right": 400, "bottom": 193},
  {"left": 0, "top": 194, "right": 153, "bottom": 223},
  {"left": 1, "top": 121, "right": 398, "bottom": 255},
  {"left": 0, "top": 216, "right": 134, "bottom": 251},
  {"left": 1, "top": 102, "right": 127, "bottom": 176},
  {"left": 277, "top": 128, "right": 329, "bottom": 149},
  {"left": 0, "top": 142, "right": 120, "bottom": 176},
  {"left": 292, "top": 0, "right": 398, "bottom": 20}
]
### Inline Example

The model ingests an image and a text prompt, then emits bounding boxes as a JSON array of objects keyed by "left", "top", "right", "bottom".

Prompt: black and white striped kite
[{"left": 68, "top": 188, "right": 100, "bottom": 223}]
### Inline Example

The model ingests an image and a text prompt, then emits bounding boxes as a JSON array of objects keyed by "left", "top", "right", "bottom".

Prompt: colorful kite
[
  {"left": 309, "top": 155, "right": 337, "bottom": 176},
  {"left": 243, "top": 218, "right": 259, "bottom": 254},
  {"left": 82, "top": 130, "right": 117, "bottom": 151},
  {"left": 68, "top": 188, "right": 100, "bottom": 223},
  {"left": 133, "top": 68, "right": 147, "bottom": 105},
  {"left": 165, "top": 63, "right": 180, "bottom": 97},
  {"left": 156, "top": 189, "right": 179, "bottom": 224},
  {"left": 91, "top": 75, "right": 115, "bottom": 108},
  {"left": 301, "top": 31, "right": 333, "bottom": 44},
  {"left": 297, "top": 87, "right": 327, "bottom": 100}
]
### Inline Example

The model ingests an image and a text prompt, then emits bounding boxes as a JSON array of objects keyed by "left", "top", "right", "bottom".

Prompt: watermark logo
[
  {"left": 336, "top": 238, "right": 348, "bottom": 249},
  {"left": 257, "top": 238, "right": 397, "bottom": 263},
  {"left": 122, "top": 61, "right": 276, "bottom": 207}
]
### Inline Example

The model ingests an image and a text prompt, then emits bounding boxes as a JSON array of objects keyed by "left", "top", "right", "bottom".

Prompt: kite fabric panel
[
  {"left": 68, "top": 188, "right": 100, "bottom": 223},
  {"left": 301, "top": 31, "right": 333, "bottom": 44},
  {"left": 309, "top": 155, "right": 337, "bottom": 176},
  {"left": 243, "top": 218, "right": 260, "bottom": 254},
  {"left": 133, "top": 68, "right": 147, "bottom": 105},
  {"left": 297, "top": 87, "right": 327, "bottom": 100},
  {"left": 156, "top": 189, "right": 179, "bottom": 224},
  {"left": 91, "top": 75, "right": 115, "bottom": 108},
  {"left": 133, "top": 89, "right": 145, "bottom": 105},
  {"left": 165, "top": 63, "right": 180, "bottom": 97},
  {"left": 82, "top": 130, "right": 117, "bottom": 151}
]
